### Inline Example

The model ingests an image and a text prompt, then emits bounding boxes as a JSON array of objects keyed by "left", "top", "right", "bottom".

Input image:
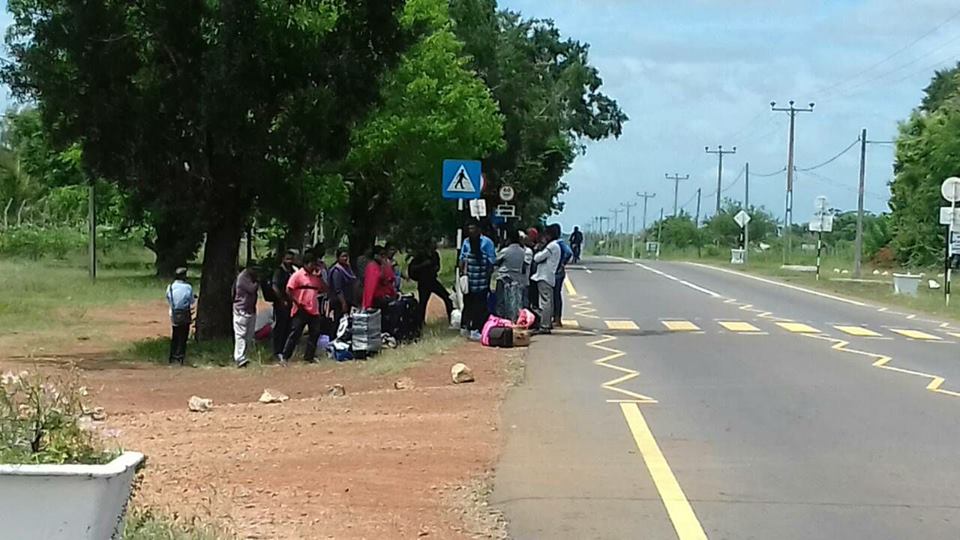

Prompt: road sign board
[
  {"left": 942, "top": 177, "right": 960, "bottom": 203},
  {"left": 495, "top": 204, "right": 516, "bottom": 218},
  {"left": 809, "top": 214, "right": 834, "bottom": 232},
  {"left": 734, "top": 210, "right": 751, "bottom": 228},
  {"left": 815, "top": 195, "right": 829, "bottom": 212},
  {"left": 442, "top": 160, "right": 482, "bottom": 200},
  {"left": 469, "top": 198, "right": 487, "bottom": 218},
  {"left": 940, "top": 207, "right": 960, "bottom": 227},
  {"left": 499, "top": 185, "right": 515, "bottom": 202}
]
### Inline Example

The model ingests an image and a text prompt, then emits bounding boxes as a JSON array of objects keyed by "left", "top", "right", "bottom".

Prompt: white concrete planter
[
  {"left": 893, "top": 273, "right": 922, "bottom": 297},
  {"left": 0, "top": 451, "right": 144, "bottom": 539}
]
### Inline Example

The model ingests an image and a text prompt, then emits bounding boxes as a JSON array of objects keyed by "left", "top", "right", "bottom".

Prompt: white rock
[
  {"left": 833, "top": 268, "right": 841, "bottom": 273},
  {"left": 188, "top": 395, "right": 213, "bottom": 413},
  {"left": 327, "top": 384, "right": 346, "bottom": 397},
  {"left": 259, "top": 388, "right": 289, "bottom": 404},
  {"left": 882, "top": 271, "right": 890, "bottom": 276},
  {"left": 841, "top": 269, "right": 850, "bottom": 274},
  {"left": 873, "top": 269, "right": 881, "bottom": 275},
  {"left": 394, "top": 378, "right": 414, "bottom": 390},
  {"left": 451, "top": 363, "right": 475, "bottom": 384},
  {"left": 929, "top": 280, "right": 942, "bottom": 290}
]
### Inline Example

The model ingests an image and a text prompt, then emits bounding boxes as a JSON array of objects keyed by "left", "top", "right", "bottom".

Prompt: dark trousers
[
  {"left": 282, "top": 311, "right": 326, "bottom": 361},
  {"left": 417, "top": 278, "right": 453, "bottom": 326},
  {"left": 463, "top": 291, "right": 489, "bottom": 332},
  {"left": 272, "top": 302, "right": 292, "bottom": 356},
  {"left": 169, "top": 325, "right": 189, "bottom": 364},
  {"left": 553, "top": 271, "right": 566, "bottom": 323}
]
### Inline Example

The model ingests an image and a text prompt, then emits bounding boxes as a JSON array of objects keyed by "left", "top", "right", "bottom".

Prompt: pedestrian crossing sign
[{"left": 442, "top": 159, "right": 482, "bottom": 200}]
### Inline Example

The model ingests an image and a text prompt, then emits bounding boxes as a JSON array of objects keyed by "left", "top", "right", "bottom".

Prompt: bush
[
  {"left": 0, "top": 369, "right": 116, "bottom": 464},
  {"left": 123, "top": 508, "right": 228, "bottom": 540},
  {"left": 0, "top": 226, "right": 85, "bottom": 259}
]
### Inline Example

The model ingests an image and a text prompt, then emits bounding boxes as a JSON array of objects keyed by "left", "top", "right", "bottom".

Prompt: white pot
[{"left": 0, "top": 451, "right": 144, "bottom": 539}]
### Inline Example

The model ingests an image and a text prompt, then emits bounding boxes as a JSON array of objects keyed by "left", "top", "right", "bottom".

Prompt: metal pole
[
  {"left": 656, "top": 208, "right": 664, "bottom": 260},
  {"left": 744, "top": 162, "right": 750, "bottom": 264},
  {"left": 88, "top": 182, "right": 97, "bottom": 282},
  {"left": 854, "top": 128, "right": 867, "bottom": 278},
  {"left": 695, "top": 188, "right": 702, "bottom": 258},
  {"left": 949, "top": 194, "right": 956, "bottom": 306},
  {"left": 816, "top": 231, "right": 823, "bottom": 281}
]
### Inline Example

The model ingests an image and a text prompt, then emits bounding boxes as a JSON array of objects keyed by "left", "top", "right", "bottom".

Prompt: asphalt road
[{"left": 491, "top": 257, "right": 960, "bottom": 540}]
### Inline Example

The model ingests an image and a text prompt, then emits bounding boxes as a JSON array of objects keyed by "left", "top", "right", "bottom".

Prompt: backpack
[{"left": 261, "top": 275, "right": 278, "bottom": 303}]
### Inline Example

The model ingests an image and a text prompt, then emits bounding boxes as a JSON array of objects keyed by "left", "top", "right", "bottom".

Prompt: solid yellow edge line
[
  {"left": 620, "top": 403, "right": 708, "bottom": 540},
  {"left": 564, "top": 276, "right": 578, "bottom": 297}
]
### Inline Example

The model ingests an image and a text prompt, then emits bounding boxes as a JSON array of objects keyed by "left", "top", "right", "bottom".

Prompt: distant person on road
[
  {"left": 494, "top": 228, "right": 528, "bottom": 321},
  {"left": 232, "top": 265, "right": 261, "bottom": 368},
  {"left": 362, "top": 246, "right": 398, "bottom": 310},
  {"left": 165, "top": 267, "right": 195, "bottom": 365},
  {"left": 281, "top": 252, "right": 328, "bottom": 364},
  {"left": 553, "top": 226, "right": 574, "bottom": 327},
  {"left": 328, "top": 248, "right": 358, "bottom": 324},
  {"left": 271, "top": 250, "right": 298, "bottom": 360},
  {"left": 408, "top": 238, "right": 454, "bottom": 327},
  {"left": 570, "top": 226, "right": 584, "bottom": 263},
  {"left": 531, "top": 225, "right": 561, "bottom": 334},
  {"left": 459, "top": 220, "right": 496, "bottom": 340}
]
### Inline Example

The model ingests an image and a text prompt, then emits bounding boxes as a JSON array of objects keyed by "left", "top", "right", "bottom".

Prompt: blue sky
[
  {"left": 500, "top": 0, "right": 960, "bottom": 231},
  {"left": 2, "top": 2, "right": 958, "bottom": 231}
]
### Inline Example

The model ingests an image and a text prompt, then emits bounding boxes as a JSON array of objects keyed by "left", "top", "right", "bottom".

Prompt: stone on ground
[
  {"left": 188, "top": 395, "right": 213, "bottom": 413},
  {"left": 327, "top": 384, "right": 346, "bottom": 397},
  {"left": 394, "top": 378, "right": 414, "bottom": 390},
  {"left": 451, "top": 363, "right": 475, "bottom": 384},
  {"left": 259, "top": 388, "right": 289, "bottom": 404}
]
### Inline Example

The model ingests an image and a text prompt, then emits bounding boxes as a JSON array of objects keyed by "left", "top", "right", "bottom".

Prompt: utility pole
[
  {"left": 611, "top": 207, "right": 623, "bottom": 254},
  {"left": 88, "top": 181, "right": 96, "bottom": 282},
  {"left": 705, "top": 145, "right": 737, "bottom": 214},
  {"left": 656, "top": 208, "right": 664, "bottom": 259},
  {"left": 621, "top": 201, "right": 638, "bottom": 258},
  {"left": 744, "top": 162, "right": 750, "bottom": 263},
  {"left": 771, "top": 100, "right": 815, "bottom": 264},
  {"left": 854, "top": 128, "right": 868, "bottom": 278},
  {"left": 637, "top": 191, "right": 656, "bottom": 239},
  {"left": 665, "top": 173, "right": 689, "bottom": 216},
  {"left": 695, "top": 188, "right": 702, "bottom": 258}
]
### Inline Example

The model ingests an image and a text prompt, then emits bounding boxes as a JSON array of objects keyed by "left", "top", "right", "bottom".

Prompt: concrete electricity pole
[
  {"left": 665, "top": 173, "right": 689, "bottom": 216},
  {"left": 854, "top": 128, "right": 868, "bottom": 278},
  {"left": 621, "top": 201, "right": 638, "bottom": 257},
  {"left": 744, "top": 162, "right": 750, "bottom": 263},
  {"left": 636, "top": 191, "right": 656, "bottom": 237},
  {"left": 771, "top": 100, "right": 815, "bottom": 264},
  {"left": 705, "top": 145, "right": 737, "bottom": 213}
]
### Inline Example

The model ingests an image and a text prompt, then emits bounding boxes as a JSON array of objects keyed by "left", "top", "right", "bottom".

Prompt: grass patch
[
  {"left": 123, "top": 508, "right": 229, "bottom": 540},
  {"left": 361, "top": 323, "right": 460, "bottom": 376}
]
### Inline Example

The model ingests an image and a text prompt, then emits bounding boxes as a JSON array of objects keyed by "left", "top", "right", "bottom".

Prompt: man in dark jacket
[
  {"left": 408, "top": 239, "right": 454, "bottom": 327},
  {"left": 271, "top": 250, "right": 298, "bottom": 360}
]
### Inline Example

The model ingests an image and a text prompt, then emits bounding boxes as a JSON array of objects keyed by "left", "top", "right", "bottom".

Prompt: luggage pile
[
  {"left": 331, "top": 295, "right": 423, "bottom": 360},
  {"left": 479, "top": 309, "right": 535, "bottom": 349}
]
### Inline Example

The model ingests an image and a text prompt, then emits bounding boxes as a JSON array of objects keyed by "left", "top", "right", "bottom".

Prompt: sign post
[
  {"left": 442, "top": 160, "right": 483, "bottom": 307},
  {"left": 809, "top": 196, "right": 833, "bottom": 281},
  {"left": 940, "top": 177, "right": 960, "bottom": 305}
]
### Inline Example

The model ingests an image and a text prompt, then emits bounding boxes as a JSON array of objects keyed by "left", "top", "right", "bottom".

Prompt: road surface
[{"left": 492, "top": 257, "right": 960, "bottom": 540}]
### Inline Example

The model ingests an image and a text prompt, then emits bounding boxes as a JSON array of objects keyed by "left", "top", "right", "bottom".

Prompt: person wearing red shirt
[
  {"left": 363, "top": 246, "right": 398, "bottom": 310},
  {"left": 280, "top": 252, "right": 327, "bottom": 364}
]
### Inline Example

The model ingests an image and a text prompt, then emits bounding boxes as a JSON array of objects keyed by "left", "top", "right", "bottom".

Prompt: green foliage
[
  {"left": 649, "top": 213, "right": 701, "bottom": 248},
  {"left": 123, "top": 508, "right": 228, "bottom": 540},
  {"left": 702, "top": 200, "right": 778, "bottom": 247},
  {"left": 0, "top": 369, "right": 115, "bottom": 465},
  {"left": 0, "top": 225, "right": 84, "bottom": 259},
  {"left": 864, "top": 213, "right": 893, "bottom": 260}
]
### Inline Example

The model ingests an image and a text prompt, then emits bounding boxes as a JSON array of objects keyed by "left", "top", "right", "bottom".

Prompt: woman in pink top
[{"left": 280, "top": 253, "right": 328, "bottom": 364}]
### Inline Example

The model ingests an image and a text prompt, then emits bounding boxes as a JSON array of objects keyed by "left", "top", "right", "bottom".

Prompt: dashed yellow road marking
[
  {"left": 776, "top": 322, "right": 821, "bottom": 334},
  {"left": 718, "top": 321, "right": 762, "bottom": 333},
  {"left": 620, "top": 403, "right": 708, "bottom": 540},
  {"left": 561, "top": 319, "right": 580, "bottom": 328},
  {"left": 662, "top": 320, "right": 701, "bottom": 332},
  {"left": 606, "top": 320, "right": 640, "bottom": 331},
  {"left": 569, "top": 294, "right": 599, "bottom": 320},
  {"left": 890, "top": 329, "right": 942, "bottom": 340},
  {"left": 948, "top": 332, "right": 960, "bottom": 339},
  {"left": 834, "top": 325, "right": 883, "bottom": 337}
]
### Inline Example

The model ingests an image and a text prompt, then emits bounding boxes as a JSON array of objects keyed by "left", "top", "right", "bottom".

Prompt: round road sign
[
  {"left": 942, "top": 177, "right": 960, "bottom": 203},
  {"left": 499, "top": 185, "right": 515, "bottom": 202}
]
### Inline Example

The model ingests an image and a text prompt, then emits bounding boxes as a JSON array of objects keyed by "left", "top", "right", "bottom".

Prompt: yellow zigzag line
[
  {"left": 588, "top": 334, "right": 658, "bottom": 403},
  {"left": 570, "top": 294, "right": 600, "bottom": 320},
  {"left": 805, "top": 334, "right": 960, "bottom": 399}
]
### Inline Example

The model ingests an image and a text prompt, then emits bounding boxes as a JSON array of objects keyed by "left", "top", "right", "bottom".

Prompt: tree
[
  {"left": 449, "top": 0, "right": 627, "bottom": 222},
  {"left": 702, "top": 199, "right": 778, "bottom": 247},
  {"left": 648, "top": 213, "right": 700, "bottom": 248},
  {"left": 4, "top": 0, "right": 411, "bottom": 338}
]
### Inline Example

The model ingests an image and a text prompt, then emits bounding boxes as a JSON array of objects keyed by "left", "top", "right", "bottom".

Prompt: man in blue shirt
[
  {"left": 165, "top": 267, "right": 195, "bottom": 365},
  {"left": 553, "top": 228, "right": 574, "bottom": 327}
]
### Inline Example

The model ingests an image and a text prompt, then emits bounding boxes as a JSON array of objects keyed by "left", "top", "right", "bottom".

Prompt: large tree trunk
[
  {"left": 150, "top": 218, "right": 204, "bottom": 278},
  {"left": 195, "top": 205, "right": 245, "bottom": 340}
]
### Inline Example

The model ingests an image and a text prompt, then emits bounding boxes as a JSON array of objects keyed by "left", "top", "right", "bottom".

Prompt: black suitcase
[{"left": 386, "top": 295, "right": 422, "bottom": 342}]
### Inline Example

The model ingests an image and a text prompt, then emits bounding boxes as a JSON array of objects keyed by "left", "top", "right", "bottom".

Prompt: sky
[
  {"left": 1, "top": 2, "right": 959, "bottom": 232},
  {"left": 500, "top": 0, "right": 960, "bottom": 231}
]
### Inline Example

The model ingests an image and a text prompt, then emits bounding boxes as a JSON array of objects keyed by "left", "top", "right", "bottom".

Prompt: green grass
[
  {"left": 361, "top": 323, "right": 460, "bottom": 376},
  {"left": 123, "top": 508, "right": 229, "bottom": 540}
]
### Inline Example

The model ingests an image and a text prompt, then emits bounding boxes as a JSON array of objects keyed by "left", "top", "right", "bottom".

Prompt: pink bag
[
  {"left": 481, "top": 316, "right": 514, "bottom": 346},
  {"left": 515, "top": 308, "right": 536, "bottom": 329}
]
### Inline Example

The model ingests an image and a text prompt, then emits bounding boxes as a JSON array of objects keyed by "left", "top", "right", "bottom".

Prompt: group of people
[
  {"left": 458, "top": 221, "right": 583, "bottom": 340},
  {"left": 164, "top": 222, "right": 585, "bottom": 364}
]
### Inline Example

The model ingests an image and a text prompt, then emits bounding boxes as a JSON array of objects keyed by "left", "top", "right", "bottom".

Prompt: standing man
[
  {"left": 570, "top": 226, "right": 584, "bottom": 263},
  {"left": 553, "top": 226, "right": 574, "bottom": 327},
  {"left": 531, "top": 224, "right": 561, "bottom": 334},
  {"left": 271, "top": 250, "right": 298, "bottom": 361},
  {"left": 232, "top": 264, "right": 260, "bottom": 368},
  {"left": 165, "top": 267, "right": 194, "bottom": 365},
  {"left": 282, "top": 252, "right": 327, "bottom": 364},
  {"left": 408, "top": 238, "right": 454, "bottom": 327},
  {"left": 459, "top": 220, "right": 497, "bottom": 340}
]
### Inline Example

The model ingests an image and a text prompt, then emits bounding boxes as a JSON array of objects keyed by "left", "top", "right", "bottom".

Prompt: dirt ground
[{"left": 1, "top": 297, "right": 519, "bottom": 539}]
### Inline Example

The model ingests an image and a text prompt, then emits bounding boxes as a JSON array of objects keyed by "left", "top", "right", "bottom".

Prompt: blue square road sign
[{"left": 442, "top": 160, "right": 482, "bottom": 200}]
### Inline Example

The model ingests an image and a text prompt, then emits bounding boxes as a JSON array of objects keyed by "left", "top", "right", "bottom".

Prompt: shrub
[{"left": 0, "top": 369, "right": 115, "bottom": 464}]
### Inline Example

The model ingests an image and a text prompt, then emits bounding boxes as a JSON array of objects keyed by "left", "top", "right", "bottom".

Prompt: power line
[
  {"left": 721, "top": 165, "right": 747, "bottom": 193},
  {"left": 752, "top": 166, "right": 788, "bottom": 178},
  {"left": 795, "top": 138, "right": 861, "bottom": 172}
]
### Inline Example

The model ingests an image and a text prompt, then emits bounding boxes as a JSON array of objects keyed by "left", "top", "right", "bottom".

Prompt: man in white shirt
[{"left": 531, "top": 224, "right": 562, "bottom": 333}]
